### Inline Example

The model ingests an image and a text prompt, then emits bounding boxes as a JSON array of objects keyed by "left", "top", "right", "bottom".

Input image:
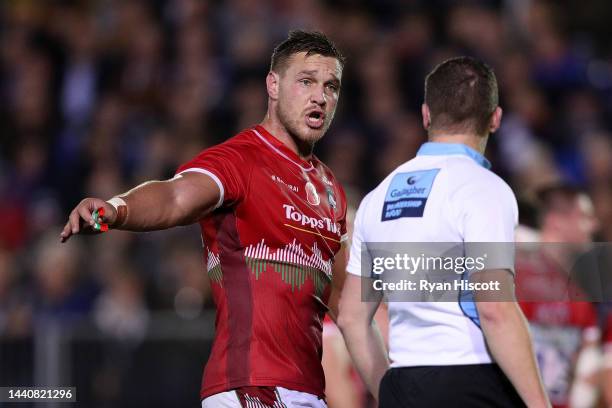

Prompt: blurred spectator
[
  {"left": 94, "top": 263, "right": 149, "bottom": 342},
  {"left": 516, "top": 185, "right": 601, "bottom": 408},
  {"left": 32, "top": 231, "right": 98, "bottom": 323},
  {"left": 0, "top": 248, "right": 30, "bottom": 337}
]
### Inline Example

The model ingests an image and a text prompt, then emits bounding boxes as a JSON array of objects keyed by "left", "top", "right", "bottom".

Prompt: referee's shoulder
[
  {"left": 354, "top": 161, "right": 414, "bottom": 220},
  {"left": 355, "top": 189, "right": 377, "bottom": 213},
  {"left": 445, "top": 157, "right": 515, "bottom": 199}
]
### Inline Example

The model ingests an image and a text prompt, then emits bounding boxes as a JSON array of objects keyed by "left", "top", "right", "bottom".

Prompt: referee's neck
[{"left": 427, "top": 133, "right": 488, "bottom": 155}]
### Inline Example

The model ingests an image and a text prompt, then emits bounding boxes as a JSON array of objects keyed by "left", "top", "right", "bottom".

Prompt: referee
[{"left": 337, "top": 57, "right": 550, "bottom": 407}]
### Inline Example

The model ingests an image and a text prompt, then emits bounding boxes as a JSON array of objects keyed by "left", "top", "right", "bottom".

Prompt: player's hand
[{"left": 60, "top": 198, "right": 117, "bottom": 243}]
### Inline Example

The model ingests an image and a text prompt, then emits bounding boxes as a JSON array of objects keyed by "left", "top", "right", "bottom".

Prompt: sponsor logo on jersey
[
  {"left": 305, "top": 181, "right": 320, "bottom": 206},
  {"left": 326, "top": 186, "right": 337, "bottom": 210},
  {"left": 283, "top": 204, "right": 340, "bottom": 236},
  {"left": 382, "top": 169, "right": 440, "bottom": 220},
  {"left": 389, "top": 186, "right": 427, "bottom": 197},
  {"left": 271, "top": 174, "right": 299, "bottom": 192},
  {"left": 321, "top": 174, "right": 333, "bottom": 186}
]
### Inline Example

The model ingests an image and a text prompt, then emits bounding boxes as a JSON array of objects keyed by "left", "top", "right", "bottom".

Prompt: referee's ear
[
  {"left": 421, "top": 103, "right": 431, "bottom": 130},
  {"left": 489, "top": 106, "right": 503, "bottom": 134}
]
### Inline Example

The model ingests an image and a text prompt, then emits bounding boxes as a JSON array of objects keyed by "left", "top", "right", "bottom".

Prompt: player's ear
[
  {"left": 266, "top": 71, "right": 280, "bottom": 100},
  {"left": 421, "top": 104, "right": 431, "bottom": 130},
  {"left": 489, "top": 106, "right": 503, "bottom": 133}
]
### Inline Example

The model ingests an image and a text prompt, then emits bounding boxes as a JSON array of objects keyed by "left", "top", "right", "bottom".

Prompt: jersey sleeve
[
  {"left": 175, "top": 141, "right": 250, "bottom": 209},
  {"left": 346, "top": 192, "right": 372, "bottom": 277},
  {"left": 453, "top": 175, "right": 519, "bottom": 273}
]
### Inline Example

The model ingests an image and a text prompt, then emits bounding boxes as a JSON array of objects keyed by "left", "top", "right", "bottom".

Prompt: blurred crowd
[{"left": 0, "top": 0, "right": 611, "bottom": 403}]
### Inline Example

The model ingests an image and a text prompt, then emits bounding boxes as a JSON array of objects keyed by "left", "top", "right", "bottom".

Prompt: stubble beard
[{"left": 276, "top": 103, "right": 326, "bottom": 156}]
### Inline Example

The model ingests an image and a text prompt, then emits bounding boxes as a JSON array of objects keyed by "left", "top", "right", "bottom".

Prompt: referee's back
[
  {"left": 340, "top": 55, "right": 548, "bottom": 408},
  {"left": 347, "top": 142, "right": 518, "bottom": 366}
]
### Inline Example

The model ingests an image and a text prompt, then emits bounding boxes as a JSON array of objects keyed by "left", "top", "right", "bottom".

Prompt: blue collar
[{"left": 416, "top": 142, "right": 491, "bottom": 169}]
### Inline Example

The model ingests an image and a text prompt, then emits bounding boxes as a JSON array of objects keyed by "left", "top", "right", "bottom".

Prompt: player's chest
[
  {"left": 247, "top": 165, "right": 338, "bottom": 220},
  {"left": 236, "top": 163, "right": 342, "bottom": 250}
]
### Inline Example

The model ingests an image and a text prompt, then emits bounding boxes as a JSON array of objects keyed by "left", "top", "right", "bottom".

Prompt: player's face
[
  {"left": 570, "top": 195, "right": 598, "bottom": 243},
  {"left": 276, "top": 52, "right": 342, "bottom": 146},
  {"left": 556, "top": 195, "right": 598, "bottom": 243}
]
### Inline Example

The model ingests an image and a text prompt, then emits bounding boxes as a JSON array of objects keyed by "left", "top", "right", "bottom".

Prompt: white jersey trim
[
  {"left": 177, "top": 168, "right": 224, "bottom": 209},
  {"left": 252, "top": 129, "right": 315, "bottom": 172}
]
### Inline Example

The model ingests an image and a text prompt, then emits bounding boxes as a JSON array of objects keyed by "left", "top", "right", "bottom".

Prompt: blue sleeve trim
[{"left": 458, "top": 272, "right": 482, "bottom": 329}]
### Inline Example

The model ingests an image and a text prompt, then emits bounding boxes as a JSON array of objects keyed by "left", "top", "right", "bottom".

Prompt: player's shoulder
[
  {"left": 189, "top": 127, "right": 264, "bottom": 166},
  {"left": 213, "top": 127, "right": 262, "bottom": 152},
  {"left": 353, "top": 189, "right": 377, "bottom": 229}
]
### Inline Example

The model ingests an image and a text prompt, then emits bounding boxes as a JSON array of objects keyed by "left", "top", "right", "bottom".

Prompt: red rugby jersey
[
  {"left": 516, "top": 252, "right": 597, "bottom": 408},
  {"left": 605, "top": 311, "right": 612, "bottom": 348},
  {"left": 176, "top": 125, "right": 347, "bottom": 399}
]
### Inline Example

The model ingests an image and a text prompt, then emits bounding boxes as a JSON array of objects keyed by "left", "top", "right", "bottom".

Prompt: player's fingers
[
  {"left": 60, "top": 221, "right": 72, "bottom": 242},
  {"left": 77, "top": 204, "right": 96, "bottom": 227},
  {"left": 68, "top": 209, "right": 81, "bottom": 235},
  {"left": 95, "top": 205, "right": 107, "bottom": 223}
]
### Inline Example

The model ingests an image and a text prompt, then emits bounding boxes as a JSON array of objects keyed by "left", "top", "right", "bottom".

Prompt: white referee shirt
[{"left": 347, "top": 142, "right": 518, "bottom": 367}]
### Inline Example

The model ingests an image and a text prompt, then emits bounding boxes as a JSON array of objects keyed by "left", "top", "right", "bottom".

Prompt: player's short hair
[
  {"left": 270, "top": 30, "right": 345, "bottom": 74},
  {"left": 536, "top": 183, "right": 585, "bottom": 215},
  {"left": 424, "top": 56, "right": 498, "bottom": 136}
]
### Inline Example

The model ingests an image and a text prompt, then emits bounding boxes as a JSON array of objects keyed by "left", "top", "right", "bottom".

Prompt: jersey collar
[
  {"left": 252, "top": 125, "right": 316, "bottom": 171},
  {"left": 416, "top": 142, "right": 491, "bottom": 169}
]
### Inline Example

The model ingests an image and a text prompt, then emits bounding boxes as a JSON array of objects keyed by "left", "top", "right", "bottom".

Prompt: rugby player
[
  {"left": 516, "top": 185, "right": 600, "bottom": 408},
  {"left": 337, "top": 57, "right": 550, "bottom": 407},
  {"left": 60, "top": 31, "right": 348, "bottom": 408}
]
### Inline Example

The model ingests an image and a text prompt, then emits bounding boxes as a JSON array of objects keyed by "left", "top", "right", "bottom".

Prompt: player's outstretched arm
[
  {"left": 473, "top": 269, "right": 551, "bottom": 408},
  {"left": 337, "top": 273, "right": 389, "bottom": 400},
  {"left": 60, "top": 172, "right": 220, "bottom": 242}
]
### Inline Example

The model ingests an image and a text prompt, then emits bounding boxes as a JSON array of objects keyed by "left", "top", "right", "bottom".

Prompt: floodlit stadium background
[{"left": 0, "top": 0, "right": 611, "bottom": 407}]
